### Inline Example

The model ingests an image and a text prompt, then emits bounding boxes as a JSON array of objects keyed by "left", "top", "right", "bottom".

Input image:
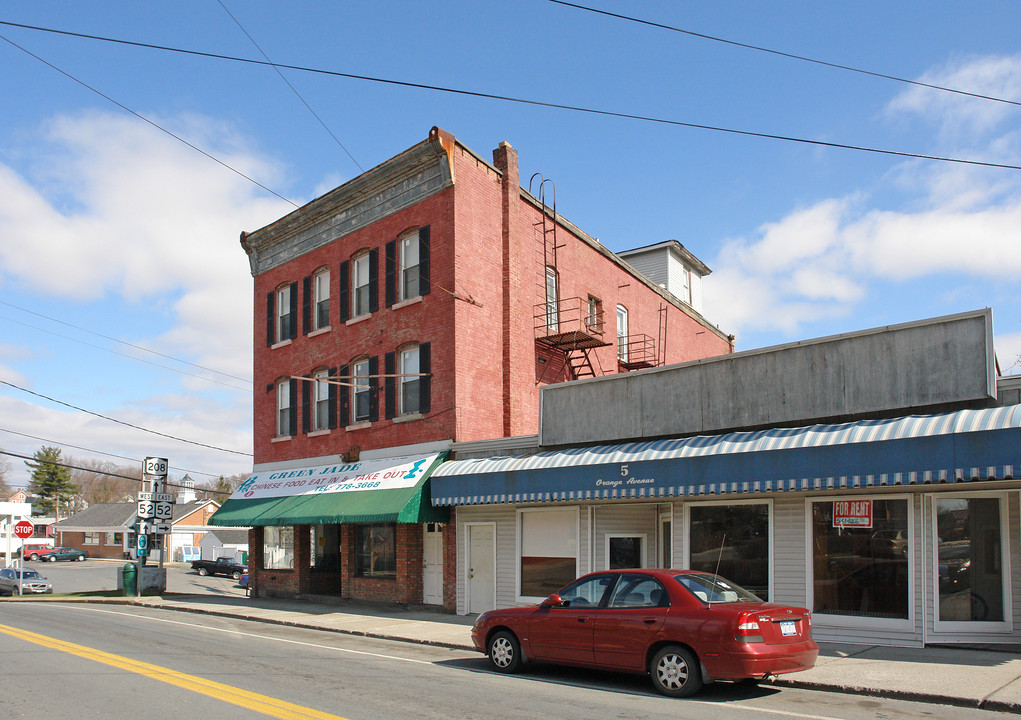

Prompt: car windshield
[
  {"left": 674, "top": 573, "right": 762, "bottom": 604},
  {"left": 16, "top": 570, "right": 42, "bottom": 579}
]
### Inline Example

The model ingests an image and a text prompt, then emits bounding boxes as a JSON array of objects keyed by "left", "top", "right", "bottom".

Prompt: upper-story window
[
  {"left": 313, "top": 268, "right": 330, "bottom": 329},
  {"left": 267, "top": 283, "right": 297, "bottom": 345},
  {"left": 680, "top": 266, "right": 691, "bottom": 305},
  {"left": 586, "top": 295, "right": 603, "bottom": 333},
  {"left": 399, "top": 345, "right": 421, "bottom": 415},
  {"left": 616, "top": 304, "right": 629, "bottom": 362},
  {"left": 276, "top": 378, "right": 294, "bottom": 437},
  {"left": 352, "top": 357, "right": 371, "bottom": 424},
  {"left": 312, "top": 368, "right": 330, "bottom": 431},
  {"left": 353, "top": 253, "right": 371, "bottom": 317},
  {"left": 385, "top": 227, "right": 430, "bottom": 307},
  {"left": 545, "top": 266, "right": 559, "bottom": 332},
  {"left": 277, "top": 285, "right": 291, "bottom": 341},
  {"left": 399, "top": 231, "right": 421, "bottom": 301}
]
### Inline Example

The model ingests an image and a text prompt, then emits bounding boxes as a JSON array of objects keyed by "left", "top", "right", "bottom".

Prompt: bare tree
[
  {"left": 0, "top": 451, "right": 11, "bottom": 498},
  {"left": 68, "top": 456, "right": 141, "bottom": 507},
  {"left": 196, "top": 474, "right": 245, "bottom": 501}
]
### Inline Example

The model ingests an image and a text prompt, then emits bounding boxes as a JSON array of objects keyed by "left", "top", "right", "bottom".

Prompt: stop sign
[{"left": 13, "top": 520, "right": 33, "bottom": 539}]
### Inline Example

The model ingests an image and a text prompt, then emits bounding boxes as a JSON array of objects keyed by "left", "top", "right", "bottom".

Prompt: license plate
[{"left": 780, "top": 621, "right": 797, "bottom": 636}]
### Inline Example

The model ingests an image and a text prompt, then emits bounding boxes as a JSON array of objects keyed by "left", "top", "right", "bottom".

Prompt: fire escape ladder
[
  {"left": 658, "top": 303, "right": 668, "bottom": 366},
  {"left": 566, "top": 348, "right": 596, "bottom": 379}
]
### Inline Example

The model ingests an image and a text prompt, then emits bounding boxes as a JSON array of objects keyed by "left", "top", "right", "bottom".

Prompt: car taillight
[{"left": 736, "top": 612, "right": 764, "bottom": 643}]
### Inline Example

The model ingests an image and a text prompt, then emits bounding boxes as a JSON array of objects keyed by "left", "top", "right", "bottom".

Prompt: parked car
[
  {"left": 0, "top": 567, "right": 53, "bottom": 595},
  {"left": 22, "top": 544, "right": 55, "bottom": 561},
  {"left": 472, "top": 569, "right": 818, "bottom": 697},
  {"left": 191, "top": 556, "right": 247, "bottom": 580},
  {"left": 45, "top": 547, "right": 88, "bottom": 562}
]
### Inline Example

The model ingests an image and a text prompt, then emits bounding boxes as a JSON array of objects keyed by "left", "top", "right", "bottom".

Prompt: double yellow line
[{"left": 0, "top": 622, "right": 349, "bottom": 720}]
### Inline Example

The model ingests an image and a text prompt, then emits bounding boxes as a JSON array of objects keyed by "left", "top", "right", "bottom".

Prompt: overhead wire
[
  {"left": 0, "top": 32, "right": 301, "bottom": 208},
  {"left": 0, "top": 300, "right": 252, "bottom": 385},
  {"left": 0, "top": 448, "right": 231, "bottom": 495},
  {"left": 0, "top": 380, "right": 253, "bottom": 457},
  {"left": 0, "top": 426, "right": 224, "bottom": 479},
  {"left": 1, "top": 21, "right": 1019, "bottom": 171},
  {"left": 0, "top": 312, "right": 251, "bottom": 392},
  {"left": 549, "top": 0, "right": 1021, "bottom": 108},
  {"left": 216, "top": 0, "right": 364, "bottom": 172}
]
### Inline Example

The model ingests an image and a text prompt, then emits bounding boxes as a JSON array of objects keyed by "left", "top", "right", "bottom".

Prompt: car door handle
[
  {"left": 643, "top": 618, "right": 657, "bottom": 624},
  {"left": 577, "top": 618, "right": 587, "bottom": 623}
]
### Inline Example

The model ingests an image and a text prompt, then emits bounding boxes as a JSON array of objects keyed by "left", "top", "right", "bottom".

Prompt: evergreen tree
[{"left": 25, "top": 446, "right": 78, "bottom": 519}]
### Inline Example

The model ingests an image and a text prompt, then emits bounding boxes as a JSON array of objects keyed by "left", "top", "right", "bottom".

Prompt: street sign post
[
  {"left": 14, "top": 521, "right": 32, "bottom": 595},
  {"left": 138, "top": 456, "right": 170, "bottom": 597}
]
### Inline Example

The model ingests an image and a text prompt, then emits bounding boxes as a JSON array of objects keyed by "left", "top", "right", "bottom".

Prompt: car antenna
[{"left": 708, "top": 533, "right": 726, "bottom": 609}]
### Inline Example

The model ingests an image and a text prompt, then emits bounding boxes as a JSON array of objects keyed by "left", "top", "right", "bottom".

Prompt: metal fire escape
[{"left": 530, "top": 174, "right": 610, "bottom": 383}]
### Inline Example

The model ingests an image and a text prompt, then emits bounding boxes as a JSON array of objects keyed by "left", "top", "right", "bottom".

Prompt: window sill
[
  {"left": 271, "top": 339, "right": 292, "bottom": 350},
  {"left": 346, "top": 313, "right": 371, "bottom": 326},
  {"left": 308, "top": 429, "right": 331, "bottom": 438},
  {"left": 345, "top": 421, "right": 372, "bottom": 431},
  {"left": 308, "top": 326, "right": 331, "bottom": 338},
  {"left": 392, "top": 412, "right": 423, "bottom": 424},
  {"left": 271, "top": 435, "right": 293, "bottom": 443},
  {"left": 391, "top": 296, "right": 422, "bottom": 311}
]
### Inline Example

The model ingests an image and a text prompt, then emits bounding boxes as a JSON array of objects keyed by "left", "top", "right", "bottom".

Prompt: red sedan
[{"left": 471, "top": 569, "right": 818, "bottom": 697}]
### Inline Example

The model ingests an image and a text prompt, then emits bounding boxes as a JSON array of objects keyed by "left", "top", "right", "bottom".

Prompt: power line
[
  {"left": 0, "top": 312, "right": 251, "bottom": 392},
  {"left": 549, "top": 0, "right": 1021, "bottom": 109},
  {"left": 0, "top": 380, "right": 252, "bottom": 457},
  {"left": 0, "top": 300, "right": 252, "bottom": 385},
  {"left": 0, "top": 426, "right": 223, "bottom": 479},
  {"left": 0, "top": 32, "right": 301, "bottom": 208},
  {"left": 1, "top": 448, "right": 230, "bottom": 495},
  {"left": 217, "top": 0, "right": 364, "bottom": 172},
  {"left": 2, "top": 20, "right": 1019, "bottom": 172}
]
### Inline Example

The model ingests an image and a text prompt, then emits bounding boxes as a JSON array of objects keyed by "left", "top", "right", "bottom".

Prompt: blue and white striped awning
[{"left": 430, "top": 405, "right": 1021, "bottom": 506}]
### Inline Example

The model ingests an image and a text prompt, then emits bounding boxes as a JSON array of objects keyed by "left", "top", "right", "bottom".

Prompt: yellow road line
[{"left": 0, "top": 622, "right": 349, "bottom": 720}]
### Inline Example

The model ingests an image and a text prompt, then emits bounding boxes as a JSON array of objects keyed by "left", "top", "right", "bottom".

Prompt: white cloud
[
  {"left": 705, "top": 55, "right": 1021, "bottom": 344},
  {"left": 997, "top": 331, "right": 1021, "bottom": 375}
]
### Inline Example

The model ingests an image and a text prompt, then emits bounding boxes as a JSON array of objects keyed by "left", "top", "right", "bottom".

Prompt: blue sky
[{"left": 1, "top": 1, "right": 1019, "bottom": 490}]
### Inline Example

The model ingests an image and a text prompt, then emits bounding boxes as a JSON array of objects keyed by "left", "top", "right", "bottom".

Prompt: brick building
[{"left": 213, "top": 127, "right": 732, "bottom": 609}]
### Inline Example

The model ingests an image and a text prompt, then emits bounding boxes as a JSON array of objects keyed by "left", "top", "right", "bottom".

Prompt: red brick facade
[{"left": 242, "top": 128, "right": 732, "bottom": 610}]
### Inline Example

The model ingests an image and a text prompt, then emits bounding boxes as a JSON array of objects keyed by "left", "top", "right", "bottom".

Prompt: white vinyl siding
[{"left": 590, "top": 503, "right": 657, "bottom": 571}]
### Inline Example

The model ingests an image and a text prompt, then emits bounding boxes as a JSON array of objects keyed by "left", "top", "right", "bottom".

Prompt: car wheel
[
  {"left": 232, "top": 571, "right": 242, "bottom": 580},
  {"left": 28, "top": 553, "right": 38, "bottom": 561},
  {"left": 77, "top": 555, "right": 86, "bottom": 561},
  {"left": 650, "top": 645, "right": 703, "bottom": 698},
  {"left": 197, "top": 567, "right": 209, "bottom": 576},
  {"left": 48, "top": 555, "right": 57, "bottom": 562},
  {"left": 487, "top": 630, "right": 523, "bottom": 674}
]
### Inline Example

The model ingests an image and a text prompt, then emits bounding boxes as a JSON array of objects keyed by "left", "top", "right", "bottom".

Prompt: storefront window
[
  {"left": 688, "top": 503, "right": 770, "bottom": 600},
  {"left": 936, "top": 496, "right": 1004, "bottom": 623},
  {"left": 520, "top": 508, "right": 577, "bottom": 597},
  {"left": 812, "top": 498, "right": 909, "bottom": 619},
  {"left": 312, "top": 524, "right": 340, "bottom": 572},
  {"left": 355, "top": 524, "right": 396, "bottom": 578},
  {"left": 608, "top": 536, "right": 644, "bottom": 569},
  {"left": 263, "top": 526, "right": 294, "bottom": 570}
]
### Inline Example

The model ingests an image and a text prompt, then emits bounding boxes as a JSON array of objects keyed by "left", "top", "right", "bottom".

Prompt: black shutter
[
  {"left": 419, "top": 342, "right": 431, "bottom": 414},
  {"left": 288, "top": 281, "right": 298, "bottom": 339},
  {"left": 266, "top": 291, "right": 275, "bottom": 346},
  {"left": 338, "top": 364, "right": 350, "bottom": 427},
  {"left": 368, "top": 355, "right": 379, "bottom": 422},
  {"left": 369, "top": 248, "right": 380, "bottom": 313},
  {"left": 338, "top": 261, "right": 350, "bottom": 322},
  {"left": 384, "top": 240, "right": 396, "bottom": 307},
  {"left": 419, "top": 226, "right": 431, "bottom": 296},
  {"left": 301, "top": 374, "right": 311, "bottom": 434},
  {"left": 328, "top": 367, "right": 338, "bottom": 430},
  {"left": 287, "top": 378, "right": 297, "bottom": 436},
  {"left": 302, "top": 276, "right": 312, "bottom": 335},
  {"left": 384, "top": 352, "right": 396, "bottom": 419}
]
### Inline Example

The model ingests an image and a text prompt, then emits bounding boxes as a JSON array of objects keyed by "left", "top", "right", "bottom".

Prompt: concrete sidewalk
[{"left": 40, "top": 593, "right": 1021, "bottom": 712}]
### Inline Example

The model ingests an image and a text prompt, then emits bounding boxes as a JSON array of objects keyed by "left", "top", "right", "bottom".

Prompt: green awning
[{"left": 211, "top": 452, "right": 448, "bottom": 527}]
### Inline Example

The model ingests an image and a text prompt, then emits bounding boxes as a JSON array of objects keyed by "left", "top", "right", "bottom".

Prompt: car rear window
[{"left": 674, "top": 574, "right": 762, "bottom": 604}]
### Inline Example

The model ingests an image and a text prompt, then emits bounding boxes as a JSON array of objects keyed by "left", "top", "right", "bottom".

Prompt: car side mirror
[{"left": 541, "top": 593, "right": 563, "bottom": 608}]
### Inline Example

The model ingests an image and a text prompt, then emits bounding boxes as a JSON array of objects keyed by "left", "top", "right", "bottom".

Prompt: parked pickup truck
[{"left": 191, "top": 557, "right": 247, "bottom": 580}]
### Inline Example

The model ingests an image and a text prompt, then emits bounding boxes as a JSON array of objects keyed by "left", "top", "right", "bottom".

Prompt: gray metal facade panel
[{"left": 540, "top": 310, "right": 995, "bottom": 447}]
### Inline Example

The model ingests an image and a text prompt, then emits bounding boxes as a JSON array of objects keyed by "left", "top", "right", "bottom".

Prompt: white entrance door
[
  {"left": 467, "top": 523, "right": 495, "bottom": 615},
  {"left": 422, "top": 523, "right": 444, "bottom": 605}
]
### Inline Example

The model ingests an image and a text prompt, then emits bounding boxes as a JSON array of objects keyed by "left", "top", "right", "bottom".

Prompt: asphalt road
[
  {"left": 0, "top": 602, "right": 1010, "bottom": 720},
  {"left": 10, "top": 559, "right": 246, "bottom": 597}
]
